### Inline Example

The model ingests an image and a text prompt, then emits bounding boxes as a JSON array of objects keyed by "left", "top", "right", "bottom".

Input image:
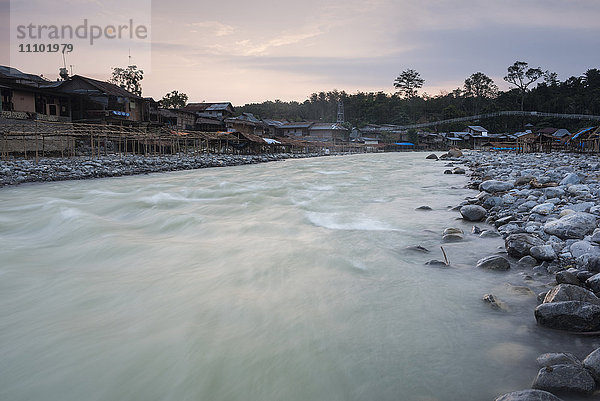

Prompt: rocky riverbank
[
  {"left": 0, "top": 152, "right": 326, "bottom": 187},
  {"left": 440, "top": 151, "right": 600, "bottom": 400}
]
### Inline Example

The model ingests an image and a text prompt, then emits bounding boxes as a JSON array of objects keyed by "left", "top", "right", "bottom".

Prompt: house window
[{"left": 48, "top": 104, "right": 57, "bottom": 115}]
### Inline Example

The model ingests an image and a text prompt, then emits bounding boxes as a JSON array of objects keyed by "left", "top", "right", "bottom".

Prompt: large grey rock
[
  {"left": 536, "top": 352, "right": 581, "bottom": 367},
  {"left": 425, "top": 153, "right": 438, "bottom": 160},
  {"left": 530, "top": 245, "right": 557, "bottom": 261},
  {"left": 531, "top": 203, "right": 555, "bottom": 215},
  {"left": 534, "top": 301, "right": 600, "bottom": 332},
  {"left": 585, "top": 273, "right": 600, "bottom": 293},
  {"left": 476, "top": 255, "right": 511, "bottom": 271},
  {"left": 479, "top": 179, "right": 514, "bottom": 193},
  {"left": 545, "top": 187, "right": 565, "bottom": 199},
  {"left": 555, "top": 270, "right": 580, "bottom": 286},
  {"left": 460, "top": 205, "right": 487, "bottom": 221},
  {"left": 543, "top": 213, "right": 597, "bottom": 240},
  {"left": 570, "top": 241, "right": 600, "bottom": 259},
  {"left": 519, "top": 255, "right": 539, "bottom": 267},
  {"left": 560, "top": 173, "right": 581, "bottom": 186},
  {"left": 494, "top": 389, "right": 563, "bottom": 401},
  {"left": 505, "top": 234, "right": 545, "bottom": 258},
  {"left": 447, "top": 148, "right": 463, "bottom": 157},
  {"left": 591, "top": 230, "right": 600, "bottom": 245},
  {"left": 582, "top": 347, "right": 600, "bottom": 382},
  {"left": 532, "top": 364, "right": 595, "bottom": 394},
  {"left": 543, "top": 284, "right": 600, "bottom": 305}
]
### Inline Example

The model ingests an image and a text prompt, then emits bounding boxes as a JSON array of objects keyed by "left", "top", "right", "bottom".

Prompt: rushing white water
[{"left": 1, "top": 152, "right": 598, "bottom": 401}]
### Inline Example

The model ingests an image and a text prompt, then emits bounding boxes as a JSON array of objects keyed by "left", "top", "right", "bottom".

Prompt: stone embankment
[
  {"left": 432, "top": 150, "right": 600, "bottom": 400},
  {"left": 0, "top": 153, "right": 324, "bottom": 187}
]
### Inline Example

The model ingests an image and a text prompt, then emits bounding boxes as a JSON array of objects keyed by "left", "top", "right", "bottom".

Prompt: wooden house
[
  {"left": 0, "top": 65, "right": 71, "bottom": 121},
  {"left": 58, "top": 75, "right": 145, "bottom": 124}
]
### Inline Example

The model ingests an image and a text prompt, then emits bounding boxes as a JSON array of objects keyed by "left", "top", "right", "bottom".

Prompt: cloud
[{"left": 186, "top": 21, "right": 234, "bottom": 37}]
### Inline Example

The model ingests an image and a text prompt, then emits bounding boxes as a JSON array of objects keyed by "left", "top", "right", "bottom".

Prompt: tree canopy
[
  {"left": 160, "top": 90, "right": 188, "bottom": 109},
  {"left": 109, "top": 65, "right": 144, "bottom": 96},
  {"left": 393, "top": 69, "right": 424, "bottom": 99},
  {"left": 238, "top": 63, "right": 600, "bottom": 133}
]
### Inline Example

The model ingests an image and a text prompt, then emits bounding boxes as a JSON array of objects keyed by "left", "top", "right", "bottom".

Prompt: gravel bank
[
  {"left": 0, "top": 153, "right": 326, "bottom": 187},
  {"left": 453, "top": 151, "right": 600, "bottom": 400}
]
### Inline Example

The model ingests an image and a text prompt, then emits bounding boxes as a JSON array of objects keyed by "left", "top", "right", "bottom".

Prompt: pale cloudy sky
[{"left": 1, "top": 0, "right": 600, "bottom": 105}]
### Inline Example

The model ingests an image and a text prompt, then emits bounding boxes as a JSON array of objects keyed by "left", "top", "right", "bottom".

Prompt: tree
[
  {"left": 109, "top": 65, "right": 144, "bottom": 96},
  {"left": 464, "top": 72, "right": 498, "bottom": 114},
  {"left": 393, "top": 69, "right": 424, "bottom": 99},
  {"left": 161, "top": 90, "right": 188, "bottom": 109},
  {"left": 464, "top": 72, "right": 498, "bottom": 99},
  {"left": 503, "top": 61, "right": 543, "bottom": 111}
]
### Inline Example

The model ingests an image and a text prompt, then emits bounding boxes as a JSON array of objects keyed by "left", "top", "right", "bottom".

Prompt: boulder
[
  {"left": 560, "top": 173, "right": 581, "bottom": 186},
  {"left": 531, "top": 203, "right": 555, "bottom": 216},
  {"left": 425, "top": 153, "right": 438, "bottom": 160},
  {"left": 505, "top": 234, "right": 545, "bottom": 258},
  {"left": 591, "top": 230, "right": 600, "bottom": 245},
  {"left": 416, "top": 205, "right": 432, "bottom": 211},
  {"left": 519, "top": 255, "right": 538, "bottom": 267},
  {"left": 582, "top": 347, "right": 600, "bottom": 382},
  {"left": 479, "top": 180, "right": 515, "bottom": 193},
  {"left": 555, "top": 270, "right": 580, "bottom": 286},
  {"left": 476, "top": 255, "right": 511, "bottom": 271},
  {"left": 447, "top": 148, "right": 463, "bottom": 158},
  {"left": 534, "top": 301, "right": 600, "bottom": 332},
  {"left": 452, "top": 167, "right": 466, "bottom": 174},
  {"left": 515, "top": 176, "right": 535, "bottom": 186},
  {"left": 536, "top": 353, "right": 581, "bottom": 367},
  {"left": 494, "top": 390, "right": 563, "bottom": 401},
  {"left": 543, "top": 284, "right": 600, "bottom": 305},
  {"left": 482, "top": 293, "right": 508, "bottom": 311},
  {"left": 530, "top": 245, "right": 557, "bottom": 262},
  {"left": 442, "top": 233, "right": 463, "bottom": 243},
  {"left": 544, "top": 187, "right": 565, "bottom": 199},
  {"left": 570, "top": 241, "right": 600, "bottom": 259},
  {"left": 460, "top": 205, "right": 487, "bottom": 221},
  {"left": 585, "top": 273, "right": 600, "bottom": 293},
  {"left": 543, "top": 213, "right": 597, "bottom": 240},
  {"left": 532, "top": 364, "right": 595, "bottom": 394}
]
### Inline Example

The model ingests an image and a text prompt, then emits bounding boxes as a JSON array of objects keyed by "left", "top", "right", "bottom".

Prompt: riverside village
[{"left": 3, "top": 61, "right": 600, "bottom": 401}]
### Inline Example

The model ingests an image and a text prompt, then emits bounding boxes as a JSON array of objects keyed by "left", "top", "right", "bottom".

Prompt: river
[{"left": 1, "top": 152, "right": 598, "bottom": 401}]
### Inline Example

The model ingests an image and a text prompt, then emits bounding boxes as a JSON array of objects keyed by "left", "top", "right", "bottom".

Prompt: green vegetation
[
  {"left": 109, "top": 65, "right": 144, "bottom": 96},
  {"left": 160, "top": 90, "right": 188, "bottom": 109},
  {"left": 239, "top": 62, "right": 600, "bottom": 133}
]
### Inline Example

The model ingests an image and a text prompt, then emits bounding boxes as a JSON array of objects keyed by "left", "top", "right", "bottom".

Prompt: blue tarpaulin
[{"left": 394, "top": 142, "right": 415, "bottom": 146}]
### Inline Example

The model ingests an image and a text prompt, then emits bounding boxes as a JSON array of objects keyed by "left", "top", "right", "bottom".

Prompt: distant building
[
  {"left": 183, "top": 102, "right": 235, "bottom": 119},
  {"left": 0, "top": 65, "right": 71, "bottom": 121},
  {"left": 306, "top": 123, "right": 349, "bottom": 142},
  {"left": 58, "top": 75, "right": 145, "bottom": 123},
  {"left": 466, "top": 125, "right": 489, "bottom": 136},
  {"left": 280, "top": 122, "right": 313, "bottom": 137}
]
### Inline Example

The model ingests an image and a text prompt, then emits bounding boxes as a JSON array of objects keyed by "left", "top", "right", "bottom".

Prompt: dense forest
[{"left": 238, "top": 63, "right": 600, "bottom": 133}]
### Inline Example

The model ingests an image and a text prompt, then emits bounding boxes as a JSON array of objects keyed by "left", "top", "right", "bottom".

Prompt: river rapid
[{"left": 1, "top": 152, "right": 598, "bottom": 401}]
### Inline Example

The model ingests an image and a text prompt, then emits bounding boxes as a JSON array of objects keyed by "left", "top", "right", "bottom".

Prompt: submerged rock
[
  {"left": 425, "top": 153, "right": 438, "bottom": 160},
  {"left": 476, "top": 255, "right": 511, "bottom": 271}
]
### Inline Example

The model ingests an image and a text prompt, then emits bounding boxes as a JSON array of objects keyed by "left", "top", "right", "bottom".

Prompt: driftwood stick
[{"left": 440, "top": 246, "right": 450, "bottom": 265}]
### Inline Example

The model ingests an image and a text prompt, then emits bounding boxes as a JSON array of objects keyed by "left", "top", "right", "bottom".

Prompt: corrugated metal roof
[{"left": 68, "top": 75, "right": 142, "bottom": 99}]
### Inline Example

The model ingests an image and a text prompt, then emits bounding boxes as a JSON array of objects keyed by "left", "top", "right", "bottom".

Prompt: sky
[{"left": 1, "top": 0, "right": 600, "bottom": 105}]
